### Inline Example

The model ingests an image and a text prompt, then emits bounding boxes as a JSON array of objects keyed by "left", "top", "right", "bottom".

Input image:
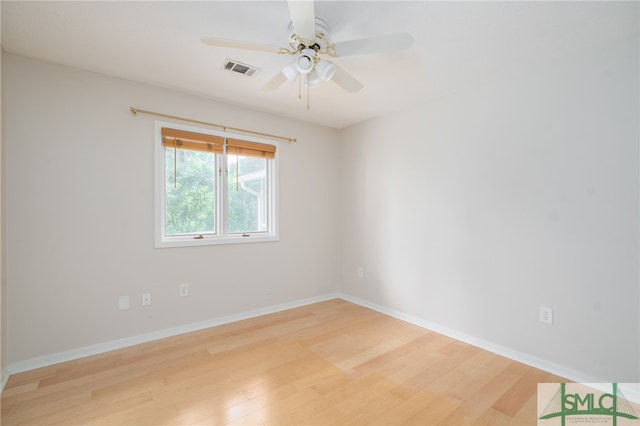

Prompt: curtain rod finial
[{"left": 130, "top": 107, "right": 138, "bottom": 115}]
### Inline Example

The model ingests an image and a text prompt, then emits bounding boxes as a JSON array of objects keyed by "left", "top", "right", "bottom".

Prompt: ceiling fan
[{"left": 201, "top": 0, "right": 413, "bottom": 99}]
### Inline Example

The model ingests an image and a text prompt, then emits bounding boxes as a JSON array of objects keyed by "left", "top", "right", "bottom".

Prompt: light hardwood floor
[{"left": 1, "top": 299, "right": 565, "bottom": 425}]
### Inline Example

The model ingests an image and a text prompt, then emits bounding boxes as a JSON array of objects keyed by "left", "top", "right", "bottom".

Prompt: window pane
[
  {"left": 165, "top": 149, "right": 216, "bottom": 236},
  {"left": 227, "top": 155, "right": 268, "bottom": 233}
]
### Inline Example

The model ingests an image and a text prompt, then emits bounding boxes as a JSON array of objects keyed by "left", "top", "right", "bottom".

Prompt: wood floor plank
[
  {"left": 264, "top": 373, "right": 387, "bottom": 426},
  {"left": 491, "top": 362, "right": 551, "bottom": 417},
  {"left": 1, "top": 376, "right": 94, "bottom": 420},
  {"left": 1, "top": 299, "right": 565, "bottom": 425},
  {"left": 330, "top": 377, "right": 403, "bottom": 424},
  {"left": 437, "top": 366, "right": 522, "bottom": 424},
  {"left": 438, "top": 351, "right": 514, "bottom": 401},
  {"left": 473, "top": 407, "right": 514, "bottom": 425},
  {"left": 366, "top": 388, "right": 437, "bottom": 425},
  {"left": 3, "top": 390, "right": 94, "bottom": 425},
  {"left": 224, "top": 360, "right": 345, "bottom": 425},
  {"left": 3, "top": 366, "right": 57, "bottom": 390},
  {"left": 352, "top": 332, "right": 441, "bottom": 375},
  {"left": 401, "top": 392, "right": 464, "bottom": 425},
  {"left": 387, "top": 340, "right": 479, "bottom": 400}
]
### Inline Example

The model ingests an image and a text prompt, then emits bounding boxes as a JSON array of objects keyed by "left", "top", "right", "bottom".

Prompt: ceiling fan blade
[
  {"left": 331, "top": 66, "right": 363, "bottom": 93},
  {"left": 332, "top": 33, "right": 414, "bottom": 57},
  {"left": 201, "top": 37, "right": 286, "bottom": 54},
  {"left": 287, "top": 0, "right": 316, "bottom": 42},
  {"left": 263, "top": 72, "right": 288, "bottom": 92}
]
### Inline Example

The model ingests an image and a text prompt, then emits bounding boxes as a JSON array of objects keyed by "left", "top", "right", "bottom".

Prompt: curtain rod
[{"left": 129, "top": 107, "right": 297, "bottom": 143}]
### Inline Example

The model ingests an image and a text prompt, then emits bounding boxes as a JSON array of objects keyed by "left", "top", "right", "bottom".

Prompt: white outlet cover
[
  {"left": 539, "top": 306, "right": 553, "bottom": 324},
  {"left": 142, "top": 293, "right": 151, "bottom": 306},
  {"left": 180, "top": 283, "right": 189, "bottom": 296}
]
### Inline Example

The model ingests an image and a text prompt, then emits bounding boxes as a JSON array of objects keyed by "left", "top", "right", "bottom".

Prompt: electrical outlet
[
  {"left": 179, "top": 283, "right": 189, "bottom": 297},
  {"left": 142, "top": 292, "right": 151, "bottom": 306},
  {"left": 357, "top": 267, "right": 364, "bottom": 278},
  {"left": 539, "top": 306, "right": 553, "bottom": 324}
]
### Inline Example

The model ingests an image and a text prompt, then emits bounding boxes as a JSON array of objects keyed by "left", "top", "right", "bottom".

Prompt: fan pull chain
[
  {"left": 298, "top": 76, "right": 302, "bottom": 100},
  {"left": 307, "top": 74, "right": 311, "bottom": 110}
]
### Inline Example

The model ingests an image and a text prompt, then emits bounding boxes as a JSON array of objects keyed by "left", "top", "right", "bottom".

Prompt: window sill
[{"left": 155, "top": 234, "right": 279, "bottom": 248}]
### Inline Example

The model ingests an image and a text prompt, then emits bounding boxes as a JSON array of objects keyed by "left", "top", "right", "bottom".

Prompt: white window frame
[{"left": 154, "top": 120, "right": 278, "bottom": 248}]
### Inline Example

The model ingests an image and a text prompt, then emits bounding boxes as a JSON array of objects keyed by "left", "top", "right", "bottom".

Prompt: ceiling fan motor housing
[{"left": 288, "top": 17, "right": 331, "bottom": 51}]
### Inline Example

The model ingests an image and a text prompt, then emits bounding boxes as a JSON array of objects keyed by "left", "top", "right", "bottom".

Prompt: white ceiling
[{"left": 1, "top": 1, "right": 636, "bottom": 129}]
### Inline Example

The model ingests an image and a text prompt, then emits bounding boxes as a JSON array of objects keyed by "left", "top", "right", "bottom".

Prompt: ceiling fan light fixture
[
  {"left": 316, "top": 59, "right": 336, "bottom": 81},
  {"left": 281, "top": 62, "right": 299, "bottom": 82},
  {"left": 305, "top": 70, "right": 320, "bottom": 88},
  {"left": 295, "top": 48, "right": 316, "bottom": 74}
]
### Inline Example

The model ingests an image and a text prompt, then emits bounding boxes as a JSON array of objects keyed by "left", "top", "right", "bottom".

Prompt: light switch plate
[{"left": 118, "top": 295, "right": 130, "bottom": 311}]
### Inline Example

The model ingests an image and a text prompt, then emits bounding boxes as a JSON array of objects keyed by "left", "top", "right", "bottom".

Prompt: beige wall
[
  {"left": 338, "top": 10, "right": 639, "bottom": 382},
  {"left": 3, "top": 53, "right": 340, "bottom": 366}
]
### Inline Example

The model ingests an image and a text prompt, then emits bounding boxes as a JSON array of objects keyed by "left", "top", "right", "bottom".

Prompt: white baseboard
[
  {"left": 1, "top": 366, "right": 9, "bottom": 392},
  {"left": 337, "top": 293, "right": 607, "bottom": 385},
  {"left": 4, "top": 293, "right": 339, "bottom": 381}
]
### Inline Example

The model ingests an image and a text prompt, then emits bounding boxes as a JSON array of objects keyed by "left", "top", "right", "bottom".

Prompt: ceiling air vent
[{"left": 223, "top": 59, "right": 261, "bottom": 77}]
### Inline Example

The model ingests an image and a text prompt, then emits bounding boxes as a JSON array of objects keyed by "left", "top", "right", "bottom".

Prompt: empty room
[{"left": 1, "top": 1, "right": 638, "bottom": 425}]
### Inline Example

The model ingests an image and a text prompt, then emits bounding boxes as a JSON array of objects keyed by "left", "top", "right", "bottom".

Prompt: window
[{"left": 155, "top": 121, "right": 278, "bottom": 247}]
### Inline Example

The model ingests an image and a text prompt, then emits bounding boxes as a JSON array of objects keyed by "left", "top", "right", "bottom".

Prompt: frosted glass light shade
[
  {"left": 295, "top": 49, "right": 316, "bottom": 74},
  {"left": 282, "top": 62, "right": 299, "bottom": 82},
  {"left": 305, "top": 70, "right": 320, "bottom": 88},
  {"left": 316, "top": 59, "right": 336, "bottom": 81}
]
